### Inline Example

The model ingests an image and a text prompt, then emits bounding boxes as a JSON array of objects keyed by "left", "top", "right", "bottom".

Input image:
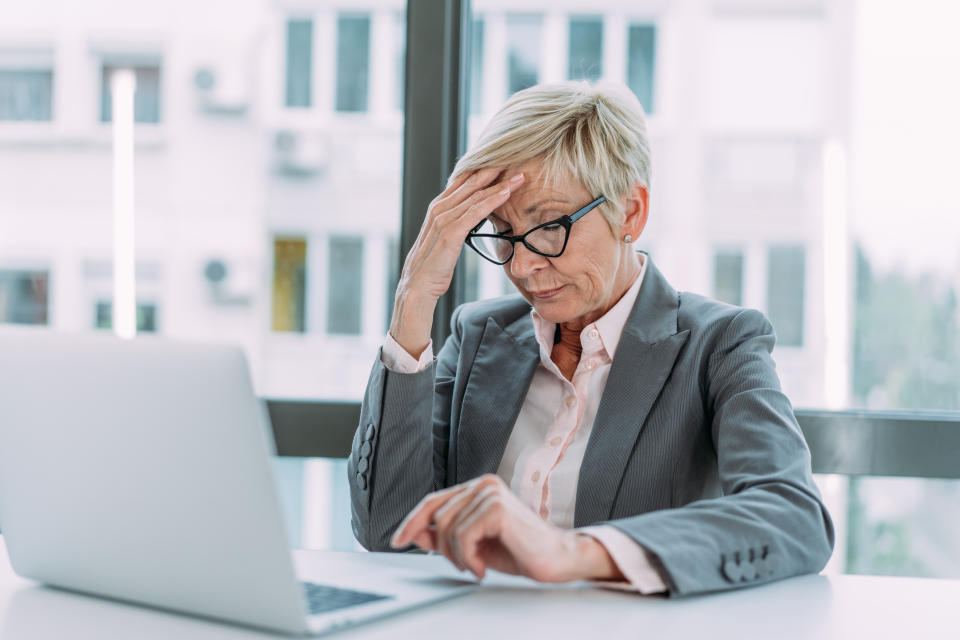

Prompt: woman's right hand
[{"left": 389, "top": 168, "right": 525, "bottom": 359}]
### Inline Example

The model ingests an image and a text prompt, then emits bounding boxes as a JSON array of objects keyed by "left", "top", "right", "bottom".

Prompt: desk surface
[{"left": 2, "top": 539, "right": 958, "bottom": 639}]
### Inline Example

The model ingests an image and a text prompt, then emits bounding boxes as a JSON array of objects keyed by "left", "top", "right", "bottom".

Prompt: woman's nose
[{"left": 509, "top": 242, "right": 547, "bottom": 279}]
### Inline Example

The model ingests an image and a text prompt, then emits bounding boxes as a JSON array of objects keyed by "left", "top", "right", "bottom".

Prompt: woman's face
[{"left": 490, "top": 160, "right": 645, "bottom": 330}]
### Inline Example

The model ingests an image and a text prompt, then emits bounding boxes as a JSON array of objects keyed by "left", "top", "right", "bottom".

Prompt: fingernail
[
  {"left": 499, "top": 187, "right": 510, "bottom": 195},
  {"left": 510, "top": 174, "right": 524, "bottom": 182}
]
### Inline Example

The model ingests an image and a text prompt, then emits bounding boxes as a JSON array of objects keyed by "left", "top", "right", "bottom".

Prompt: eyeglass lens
[{"left": 471, "top": 219, "right": 566, "bottom": 262}]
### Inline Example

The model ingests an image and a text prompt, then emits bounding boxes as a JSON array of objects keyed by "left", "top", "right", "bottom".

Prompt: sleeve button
[
  {"left": 360, "top": 441, "right": 372, "bottom": 457},
  {"left": 356, "top": 473, "right": 367, "bottom": 491},
  {"left": 364, "top": 424, "right": 376, "bottom": 442}
]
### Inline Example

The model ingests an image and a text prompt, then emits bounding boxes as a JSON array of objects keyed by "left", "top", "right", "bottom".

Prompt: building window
[
  {"left": 469, "top": 17, "right": 484, "bottom": 115},
  {"left": 272, "top": 238, "right": 307, "bottom": 333},
  {"left": 506, "top": 14, "right": 542, "bottom": 95},
  {"left": 0, "top": 270, "right": 49, "bottom": 325},
  {"left": 385, "top": 237, "right": 399, "bottom": 333},
  {"left": 100, "top": 64, "right": 162, "bottom": 123},
  {"left": 0, "top": 69, "right": 53, "bottom": 121},
  {"left": 327, "top": 236, "right": 364, "bottom": 335},
  {"left": 336, "top": 14, "right": 371, "bottom": 113},
  {"left": 285, "top": 19, "right": 313, "bottom": 108},
  {"left": 767, "top": 245, "right": 805, "bottom": 347},
  {"left": 714, "top": 251, "right": 744, "bottom": 306},
  {"left": 627, "top": 24, "right": 656, "bottom": 114},
  {"left": 94, "top": 301, "right": 158, "bottom": 332},
  {"left": 568, "top": 17, "right": 603, "bottom": 82},
  {"left": 394, "top": 12, "right": 406, "bottom": 111}
]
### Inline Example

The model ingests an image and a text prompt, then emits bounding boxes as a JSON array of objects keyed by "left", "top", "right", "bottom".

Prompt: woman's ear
[{"left": 620, "top": 181, "right": 649, "bottom": 240}]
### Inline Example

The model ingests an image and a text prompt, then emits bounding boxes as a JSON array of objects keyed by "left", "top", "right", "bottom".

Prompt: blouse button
[
  {"left": 589, "top": 329, "right": 599, "bottom": 339},
  {"left": 585, "top": 360, "right": 596, "bottom": 371},
  {"left": 564, "top": 395, "right": 575, "bottom": 408},
  {"left": 531, "top": 470, "right": 541, "bottom": 482},
  {"left": 549, "top": 436, "right": 562, "bottom": 447}
]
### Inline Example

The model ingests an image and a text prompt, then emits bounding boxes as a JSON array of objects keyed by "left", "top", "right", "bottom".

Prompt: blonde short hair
[{"left": 452, "top": 81, "right": 651, "bottom": 228}]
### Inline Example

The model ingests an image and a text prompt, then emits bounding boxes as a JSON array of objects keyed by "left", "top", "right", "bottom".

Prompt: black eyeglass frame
[{"left": 464, "top": 195, "right": 607, "bottom": 265}]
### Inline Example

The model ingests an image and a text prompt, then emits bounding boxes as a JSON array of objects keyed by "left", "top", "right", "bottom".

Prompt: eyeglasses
[{"left": 464, "top": 196, "right": 606, "bottom": 265}]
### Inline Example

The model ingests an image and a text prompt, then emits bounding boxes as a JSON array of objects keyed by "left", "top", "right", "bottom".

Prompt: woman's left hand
[{"left": 390, "top": 474, "right": 623, "bottom": 583}]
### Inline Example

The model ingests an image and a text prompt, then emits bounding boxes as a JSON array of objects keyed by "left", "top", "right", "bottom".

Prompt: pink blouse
[{"left": 382, "top": 255, "right": 666, "bottom": 594}]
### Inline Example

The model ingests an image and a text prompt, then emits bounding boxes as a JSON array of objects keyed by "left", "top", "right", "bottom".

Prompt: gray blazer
[{"left": 348, "top": 257, "right": 834, "bottom": 596}]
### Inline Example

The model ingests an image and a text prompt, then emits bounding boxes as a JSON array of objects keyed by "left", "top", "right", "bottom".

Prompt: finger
[
  {"left": 443, "top": 169, "right": 477, "bottom": 194},
  {"left": 391, "top": 485, "right": 467, "bottom": 548},
  {"left": 411, "top": 525, "right": 437, "bottom": 553},
  {"left": 455, "top": 494, "right": 505, "bottom": 580},
  {"left": 433, "top": 487, "right": 486, "bottom": 570},
  {"left": 453, "top": 173, "right": 524, "bottom": 230},
  {"left": 434, "top": 167, "right": 503, "bottom": 212},
  {"left": 446, "top": 486, "right": 498, "bottom": 575},
  {"left": 432, "top": 173, "right": 524, "bottom": 243}
]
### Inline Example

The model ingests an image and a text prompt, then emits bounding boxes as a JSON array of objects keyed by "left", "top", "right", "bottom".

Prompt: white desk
[{"left": 2, "top": 538, "right": 958, "bottom": 639}]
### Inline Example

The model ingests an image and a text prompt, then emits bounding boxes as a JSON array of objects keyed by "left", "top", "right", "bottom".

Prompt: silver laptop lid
[{"left": 0, "top": 328, "right": 310, "bottom": 635}]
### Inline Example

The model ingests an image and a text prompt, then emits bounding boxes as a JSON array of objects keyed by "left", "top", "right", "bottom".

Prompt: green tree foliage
[{"left": 852, "top": 245, "right": 960, "bottom": 410}]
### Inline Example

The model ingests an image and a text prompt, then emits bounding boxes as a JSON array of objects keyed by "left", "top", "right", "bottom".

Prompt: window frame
[{"left": 266, "top": 1, "right": 960, "bottom": 489}]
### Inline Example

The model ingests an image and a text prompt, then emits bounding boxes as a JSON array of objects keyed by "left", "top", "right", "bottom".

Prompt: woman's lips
[{"left": 530, "top": 286, "right": 565, "bottom": 300}]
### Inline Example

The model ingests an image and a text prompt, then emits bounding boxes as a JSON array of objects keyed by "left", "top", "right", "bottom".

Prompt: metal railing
[{"left": 265, "top": 400, "right": 960, "bottom": 479}]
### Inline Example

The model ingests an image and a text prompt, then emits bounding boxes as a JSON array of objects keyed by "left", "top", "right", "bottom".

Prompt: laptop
[{"left": 0, "top": 327, "right": 473, "bottom": 635}]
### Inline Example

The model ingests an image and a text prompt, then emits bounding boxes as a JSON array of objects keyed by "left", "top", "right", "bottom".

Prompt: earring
[{"left": 623, "top": 234, "right": 633, "bottom": 243}]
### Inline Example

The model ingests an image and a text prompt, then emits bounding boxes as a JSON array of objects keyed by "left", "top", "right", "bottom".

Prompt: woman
[{"left": 348, "top": 81, "right": 833, "bottom": 596}]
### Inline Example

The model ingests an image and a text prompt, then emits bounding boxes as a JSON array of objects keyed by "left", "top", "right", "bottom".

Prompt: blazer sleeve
[
  {"left": 347, "top": 307, "right": 463, "bottom": 551},
  {"left": 603, "top": 308, "right": 835, "bottom": 596}
]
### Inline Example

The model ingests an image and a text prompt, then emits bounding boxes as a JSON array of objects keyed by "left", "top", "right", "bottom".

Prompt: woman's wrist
[
  {"left": 389, "top": 290, "right": 437, "bottom": 360},
  {"left": 574, "top": 533, "right": 626, "bottom": 582}
]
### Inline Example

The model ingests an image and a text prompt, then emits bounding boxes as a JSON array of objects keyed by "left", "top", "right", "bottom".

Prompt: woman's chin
[{"left": 530, "top": 299, "right": 577, "bottom": 324}]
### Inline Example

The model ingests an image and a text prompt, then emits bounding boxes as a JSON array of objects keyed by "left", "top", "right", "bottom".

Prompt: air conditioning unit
[
  {"left": 203, "top": 258, "right": 254, "bottom": 306},
  {"left": 194, "top": 63, "right": 250, "bottom": 116},
  {"left": 273, "top": 130, "right": 328, "bottom": 177}
]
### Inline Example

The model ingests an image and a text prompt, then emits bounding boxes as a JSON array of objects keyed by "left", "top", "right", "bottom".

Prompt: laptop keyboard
[{"left": 301, "top": 581, "right": 393, "bottom": 615}]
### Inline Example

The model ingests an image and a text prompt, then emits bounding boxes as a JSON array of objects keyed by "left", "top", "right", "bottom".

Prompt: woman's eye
[{"left": 542, "top": 223, "right": 562, "bottom": 232}]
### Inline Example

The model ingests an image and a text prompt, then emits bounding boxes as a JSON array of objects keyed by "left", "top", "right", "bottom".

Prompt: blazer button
[
  {"left": 356, "top": 473, "right": 367, "bottom": 491},
  {"left": 764, "top": 552, "right": 777, "bottom": 576},
  {"left": 357, "top": 457, "right": 369, "bottom": 474},
  {"left": 364, "top": 424, "right": 376, "bottom": 442},
  {"left": 720, "top": 554, "right": 742, "bottom": 583},
  {"left": 360, "top": 441, "right": 372, "bottom": 457}
]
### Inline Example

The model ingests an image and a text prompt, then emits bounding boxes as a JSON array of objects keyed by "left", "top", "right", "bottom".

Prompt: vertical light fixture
[
  {"left": 111, "top": 68, "right": 137, "bottom": 340},
  {"left": 822, "top": 139, "right": 850, "bottom": 409}
]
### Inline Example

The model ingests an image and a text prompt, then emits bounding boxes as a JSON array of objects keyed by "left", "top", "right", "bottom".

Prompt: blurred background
[{"left": 1, "top": 0, "right": 958, "bottom": 578}]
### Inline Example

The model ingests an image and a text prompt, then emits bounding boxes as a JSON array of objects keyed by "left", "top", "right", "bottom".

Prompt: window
[
  {"left": 506, "top": 14, "right": 541, "bottom": 95},
  {"left": 395, "top": 12, "right": 406, "bottom": 111},
  {"left": 336, "top": 14, "right": 371, "bottom": 112},
  {"left": 326, "top": 236, "right": 363, "bottom": 335},
  {"left": 568, "top": 17, "right": 603, "bottom": 82},
  {"left": 0, "top": 69, "right": 53, "bottom": 121},
  {"left": 469, "top": 17, "right": 484, "bottom": 115},
  {"left": 0, "top": 270, "right": 49, "bottom": 325},
  {"left": 714, "top": 251, "right": 744, "bottom": 306},
  {"left": 272, "top": 238, "right": 307, "bottom": 333},
  {"left": 285, "top": 19, "right": 313, "bottom": 108},
  {"left": 767, "top": 245, "right": 805, "bottom": 347},
  {"left": 627, "top": 24, "right": 656, "bottom": 114},
  {"left": 385, "top": 238, "right": 399, "bottom": 333},
  {"left": 100, "top": 64, "right": 161, "bottom": 123},
  {"left": 94, "top": 301, "right": 158, "bottom": 332}
]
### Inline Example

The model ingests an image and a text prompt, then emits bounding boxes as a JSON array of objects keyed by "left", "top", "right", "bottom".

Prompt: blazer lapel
[
  {"left": 456, "top": 315, "right": 539, "bottom": 483},
  {"left": 574, "top": 259, "right": 690, "bottom": 526}
]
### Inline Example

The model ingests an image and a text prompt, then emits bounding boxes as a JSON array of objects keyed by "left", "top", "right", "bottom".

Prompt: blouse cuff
[
  {"left": 381, "top": 333, "right": 434, "bottom": 373},
  {"left": 578, "top": 525, "right": 669, "bottom": 595}
]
